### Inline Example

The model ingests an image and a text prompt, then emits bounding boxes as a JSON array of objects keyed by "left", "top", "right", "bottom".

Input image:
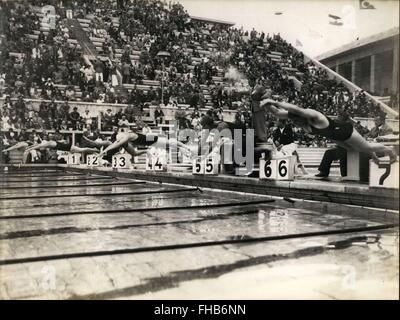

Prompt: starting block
[
  {"left": 260, "top": 155, "right": 295, "bottom": 181},
  {"left": 193, "top": 156, "right": 219, "bottom": 175},
  {"left": 112, "top": 153, "right": 132, "bottom": 169},
  {"left": 369, "top": 158, "right": 399, "bottom": 189},
  {"left": 67, "top": 153, "right": 81, "bottom": 165}
]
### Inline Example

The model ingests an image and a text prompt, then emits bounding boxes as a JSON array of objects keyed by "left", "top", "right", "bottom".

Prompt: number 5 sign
[
  {"left": 192, "top": 157, "right": 219, "bottom": 175},
  {"left": 193, "top": 158, "right": 204, "bottom": 175},
  {"left": 369, "top": 160, "right": 399, "bottom": 189},
  {"left": 204, "top": 157, "right": 219, "bottom": 175},
  {"left": 260, "top": 156, "right": 295, "bottom": 181}
]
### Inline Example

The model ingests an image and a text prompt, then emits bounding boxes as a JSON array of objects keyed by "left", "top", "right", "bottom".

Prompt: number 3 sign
[
  {"left": 112, "top": 154, "right": 131, "bottom": 169},
  {"left": 260, "top": 156, "right": 295, "bottom": 181}
]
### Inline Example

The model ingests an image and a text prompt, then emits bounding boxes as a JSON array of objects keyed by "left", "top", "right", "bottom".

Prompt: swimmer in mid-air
[
  {"left": 260, "top": 98, "right": 398, "bottom": 163},
  {"left": 3, "top": 134, "right": 43, "bottom": 162},
  {"left": 2, "top": 137, "right": 35, "bottom": 153},
  {"left": 97, "top": 129, "right": 193, "bottom": 159},
  {"left": 22, "top": 135, "right": 99, "bottom": 163}
]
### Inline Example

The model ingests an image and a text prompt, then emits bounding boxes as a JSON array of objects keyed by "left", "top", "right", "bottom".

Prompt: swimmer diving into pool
[{"left": 260, "top": 98, "right": 398, "bottom": 164}]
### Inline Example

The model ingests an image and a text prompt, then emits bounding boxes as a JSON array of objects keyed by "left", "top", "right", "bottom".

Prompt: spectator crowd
[{"left": 1, "top": 0, "right": 396, "bottom": 152}]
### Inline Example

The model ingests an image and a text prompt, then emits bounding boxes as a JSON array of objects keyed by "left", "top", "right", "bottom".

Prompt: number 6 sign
[{"left": 260, "top": 156, "right": 295, "bottom": 181}]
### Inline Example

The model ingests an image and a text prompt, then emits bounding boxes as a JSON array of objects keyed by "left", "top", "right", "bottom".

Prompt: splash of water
[
  {"left": 224, "top": 66, "right": 246, "bottom": 82},
  {"left": 224, "top": 66, "right": 250, "bottom": 92}
]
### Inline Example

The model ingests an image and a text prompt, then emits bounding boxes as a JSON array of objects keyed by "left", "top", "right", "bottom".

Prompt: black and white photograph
[{"left": 0, "top": 0, "right": 398, "bottom": 302}]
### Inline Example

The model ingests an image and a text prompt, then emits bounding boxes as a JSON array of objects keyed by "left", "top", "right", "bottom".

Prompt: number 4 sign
[
  {"left": 146, "top": 156, "right": 164, "bottom": 171},
  {"left": 369, "top": 160, "right": 399, "bottom": 189}
]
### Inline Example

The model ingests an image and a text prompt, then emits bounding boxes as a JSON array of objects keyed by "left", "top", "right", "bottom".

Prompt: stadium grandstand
[
  {"left": 1, "top": 0, "right": 398, "bottom": 156},
  {"left": 0, "top": 0, "right": 398, "bottom": 301}
]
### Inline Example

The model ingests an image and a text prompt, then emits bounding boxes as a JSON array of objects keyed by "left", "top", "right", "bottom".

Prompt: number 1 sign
[{"left": 67, "top": 153, "right": 81, "bottom": 165}]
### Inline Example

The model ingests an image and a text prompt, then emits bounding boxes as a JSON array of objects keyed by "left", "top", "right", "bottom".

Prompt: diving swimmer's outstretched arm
[
  {"left": 2, "top": 141, "right": 29, "bottom": 153},
  {"left": 260, "top": 99, "right": 323, "bottom": 121},
  {"left": 99, "top": 134, "right": 132, "bottom": 156},
  {"left": 25, "top": 141, "right": 56, "bottom": 152},
  {"left": 22, "top": 141, "right": 55, "bottom": 163}
]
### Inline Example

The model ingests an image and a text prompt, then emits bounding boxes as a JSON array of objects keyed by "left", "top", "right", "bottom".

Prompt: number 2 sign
[{"left": 87, "top": 154, "right": 100, "bottom": 167}]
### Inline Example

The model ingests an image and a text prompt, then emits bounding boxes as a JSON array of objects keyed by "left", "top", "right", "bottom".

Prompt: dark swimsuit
[
  {"left": 310, "top": 116, "right": 354, "bottom": 142},
  {"left": 105, "top": 133, "right": 157, "bottom": 161},
  {"left": 131, "top": 133, "right": 158, "bottom": 146},
  {"left": 55, "top": 141, "right": 72, "bottom": 152}
]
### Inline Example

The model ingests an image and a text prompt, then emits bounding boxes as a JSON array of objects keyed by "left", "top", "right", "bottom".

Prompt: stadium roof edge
[
  {"left": 315, "top": 27, "right": 399, "bottom": 61},
  {"left": 190, "top": 15, "right": 235, "bottom": 26}
]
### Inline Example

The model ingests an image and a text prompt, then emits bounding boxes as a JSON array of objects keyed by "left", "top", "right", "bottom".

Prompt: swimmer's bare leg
[
  {"left": 293, "top": 150, "right": 308, "bottom": 175},
  {"left": 70, "top": 146, "right": 99, "bottom": 154},
  {"left": 3, "top": 142, "right": 29, "bottom": 153},
  {"left": 82, "top": 136, "right": 112, "bottom": 147}
]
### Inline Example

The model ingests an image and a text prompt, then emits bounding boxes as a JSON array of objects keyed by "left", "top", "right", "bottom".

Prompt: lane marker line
[
  {"left": 0, "top": 176, "right": 115, "bottom": 184},
  {"left": 0, "top": 223, "right": 396, "bottom": 266},
  {"left": 1, "top": 170, "right": 61, "bottom": 174},
  {"left": 0, "top": 173, "right": 86, "bottom": 178},
  {"left": 0, "top": 187, "right": 199, "bottom": 201},
  {"left": 0, "top": 208, "right": 262, "bottom": 240},
  {"left": 0, "top": 181, "right": 146, "bottom": 190},
  {"left": 0, "top": 199, "right": 275, "bottom": 219}
]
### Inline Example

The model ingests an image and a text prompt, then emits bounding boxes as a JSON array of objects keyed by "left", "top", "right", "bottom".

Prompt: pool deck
[
  {"left": 62, "top": 164, "right": 399, "bottom": 211},
  {"left": 0, "top": 166, "right": 398, "bottom": 299}
]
